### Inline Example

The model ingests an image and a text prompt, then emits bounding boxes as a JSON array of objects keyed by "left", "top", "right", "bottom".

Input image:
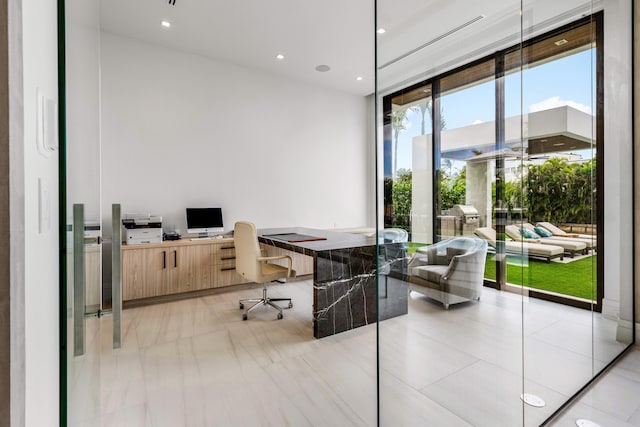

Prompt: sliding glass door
[{"left": 376, "top": 0, "right": 633, "bottom": 425}]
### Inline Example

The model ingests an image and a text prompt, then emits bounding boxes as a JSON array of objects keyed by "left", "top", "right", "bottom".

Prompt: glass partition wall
[
  {"left": 59, "top": 0, "right": 632, "bottom": 424},
  {"left": 376, "top": 0, "right": 633, "bottom": 425}
]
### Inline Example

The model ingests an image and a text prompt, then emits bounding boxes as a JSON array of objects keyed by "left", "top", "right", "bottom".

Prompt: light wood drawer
[
  {"left": 213, "top": 244, "right": 236, "bottom": 265},
  {"left": 213, "top": 265, "right": 250, "bottom": 288}
]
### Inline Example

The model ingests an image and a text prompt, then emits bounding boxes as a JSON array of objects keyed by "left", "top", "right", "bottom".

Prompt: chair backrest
[
  {"left": 505, "top": 225, "right": 527, "bottom": 240},
  {"left": 381, "top": 228, "right": 409, "bottom": 243},
  {"left": 453, "top": 238, "right": 488, "bottom": 281},
  {"left": 537, "top": 221, "right": 565, "bottom": 235},
  {"left": 234, "top": 221, "right": 263, "bottom": 283},
  {"left": 474, "top": 227, "right": 497, "bottom": 247}
]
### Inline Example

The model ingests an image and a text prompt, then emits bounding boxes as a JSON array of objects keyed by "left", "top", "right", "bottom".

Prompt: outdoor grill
[{"left": 451, "top": 204, "right": 480, "bottom": 235}]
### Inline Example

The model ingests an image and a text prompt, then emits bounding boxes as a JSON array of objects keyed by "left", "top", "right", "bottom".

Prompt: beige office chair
[{"left": 235, "top": 221, "right": 296, "bottom": 320}]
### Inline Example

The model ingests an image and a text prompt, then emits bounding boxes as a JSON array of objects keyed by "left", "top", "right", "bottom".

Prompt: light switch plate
[{"left": 36, "top": 87, "right": 58, "bottom": 158}]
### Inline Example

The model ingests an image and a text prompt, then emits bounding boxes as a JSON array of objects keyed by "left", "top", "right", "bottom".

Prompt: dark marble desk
[{"left": 258, "top": 227, "right": 408, "bottom": 338}]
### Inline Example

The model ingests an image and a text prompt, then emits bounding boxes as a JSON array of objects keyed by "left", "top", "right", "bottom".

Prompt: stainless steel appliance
[{"left": 451, "top": 204, "right": 480, "bottom": 235}]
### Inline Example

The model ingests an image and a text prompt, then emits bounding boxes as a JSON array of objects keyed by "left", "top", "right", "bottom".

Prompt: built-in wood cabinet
[
  {"left": 123, "top": 243, "right": 213, "bottom": 300},
  {"left": 212, "top": 243, "right": 250, "bottom": 288},
  {"left": 122, "top": 238, "right": 260, "bottom": 301},
  {"left": 122, "top": 238, "right": 313, "bottom": 302},
  {"left": 175, "top": 244, "right": 212, "bottom": 293},
  {"left": 122, "top": 246, "right": 170, "bottom": 300}
]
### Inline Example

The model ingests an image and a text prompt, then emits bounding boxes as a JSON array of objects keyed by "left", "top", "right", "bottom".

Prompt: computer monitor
[{"left": 186, "top": 207, "right": 224, "bottom": 236}]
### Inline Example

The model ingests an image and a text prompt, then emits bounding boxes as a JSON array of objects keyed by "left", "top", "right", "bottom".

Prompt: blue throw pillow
[
  {"left": 534, "top": 226, "right": 553, "bottom": 238},
  {"left": 519, "top": 228, "right": 538, "bottom": 239}
]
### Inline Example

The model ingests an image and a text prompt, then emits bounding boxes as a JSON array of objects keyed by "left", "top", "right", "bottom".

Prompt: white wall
[
  {"left": 100, "top": 33, "right": 372, "bottom": 235},
  {"left": 22, "top": 0, "right": 59, "bottom": 424},
  {"left": 66, "top": 0, "right": 102, "bottom": 223}
]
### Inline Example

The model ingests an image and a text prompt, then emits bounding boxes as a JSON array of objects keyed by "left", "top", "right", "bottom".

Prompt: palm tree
[
  {"left": 441, "top": 158, "right": 453, "bottom": 177},
  {"left": 412, "top": 101, "right": 429, "bottom": 135},
  {"left": 391, "top": 109, "right": 408, "bottom": 178},
  {"left": 411, "top": 99, "right": 447, "bottom": 135}
]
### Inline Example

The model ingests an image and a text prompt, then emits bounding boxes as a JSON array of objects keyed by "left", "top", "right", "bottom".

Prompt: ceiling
[{"left": 99, "top": 0, "right": 600, "bottom": 98}]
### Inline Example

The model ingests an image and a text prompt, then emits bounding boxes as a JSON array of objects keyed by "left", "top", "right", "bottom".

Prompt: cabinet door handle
[
  {"left": 163, "top": 251, "right": 166, "bottom": 269},
  {"left": 174, "top": 250, "right": 177, "bottom": 267}
]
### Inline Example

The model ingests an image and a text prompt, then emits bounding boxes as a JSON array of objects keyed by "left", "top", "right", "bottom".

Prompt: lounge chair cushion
[
  {"left": 504, "top": 241, "right": 563, "bottom": 256},
  {"left": 536, "top": 222, "right": 596, "bottom": 243},
  {"left": 475, "top": 227, "right": 564, "bottom": 258},
  {"left": 534, "top": 226, "right": 553, "bottom": 237},
  {"left": 536, "top": 222, "right": 583, "bottom": 237}
]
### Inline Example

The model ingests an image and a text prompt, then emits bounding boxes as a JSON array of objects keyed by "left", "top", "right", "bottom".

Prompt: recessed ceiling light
[
  {"left": 356, "top": 76, "right": 363, "bottom": 81},
  {"left": 315, "top": 64, "right": 331, "bottom": 72},
  {"left": 377, "top": 28, "right": 386, "bottom": 34},
  {"left": 554, "top": 39, "right": 568, "bottom": 46},
  {"left": 553, "top": 142, "right": 565, "bottom": 146},
  {"left": 161, "top": 20, "right": 171, "bottom": 28},
  {"left": 276, "top": 54, "right": 284, "bottom": 60}
]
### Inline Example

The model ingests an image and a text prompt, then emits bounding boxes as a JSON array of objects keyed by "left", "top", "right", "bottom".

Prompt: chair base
[{"left": 239, "top": 285, "right": 292, "bottom": 320}]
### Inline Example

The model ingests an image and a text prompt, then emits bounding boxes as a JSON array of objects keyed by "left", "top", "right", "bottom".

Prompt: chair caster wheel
[
  {"left": 288, "top": 302, "right": 293, "bottom": 309},
  {"left": 239, "top": 303, "right": 244, "bottom": 309},
  {"left": 277, "top": 313, "right": 283, "bottom": 320},
  {"left": 242, "top": 314, "right": 248, "bottom": 321}
]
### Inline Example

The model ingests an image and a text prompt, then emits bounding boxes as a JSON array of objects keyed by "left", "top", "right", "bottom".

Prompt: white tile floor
[
  {"left": 68, "top": 279, "right": 637, "bottom": 426},
  {"left": 549, "top": 349, "right": 640, "bottom": 426}
]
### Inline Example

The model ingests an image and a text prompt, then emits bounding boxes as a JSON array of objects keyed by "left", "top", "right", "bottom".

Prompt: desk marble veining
[{"left": 258, "top": 227, "right": 408, "bottom": 338}]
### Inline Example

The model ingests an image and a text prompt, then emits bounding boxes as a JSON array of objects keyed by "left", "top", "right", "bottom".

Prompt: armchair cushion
[
  {"left": 409, "top": 236, "right": 488, "bottom": 309},
  {"left": 446, "top": 247, "right": 467, "bottom": 260},
  {"left": 413, "top": 265, "right": 450, "bottom": 284}
]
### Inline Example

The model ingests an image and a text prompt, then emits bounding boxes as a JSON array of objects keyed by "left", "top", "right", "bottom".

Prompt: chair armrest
[
  {"left": 407, "top": 253, "right": 430, "bottom": 275},
  {"left": 438, "top": 252, "right": 485, "bottom": 301},
  {"left": 258, "top": 255, "right": 293, "bottom": 277}
]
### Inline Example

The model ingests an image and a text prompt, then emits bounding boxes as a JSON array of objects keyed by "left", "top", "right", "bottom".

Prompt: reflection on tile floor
[{"left": 69, "top": 278, "right": 635, "bottom": 426}]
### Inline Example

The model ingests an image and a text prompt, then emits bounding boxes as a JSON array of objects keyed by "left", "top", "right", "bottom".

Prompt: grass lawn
[
  {"left": 483, "top": 255, "right": 597, "bottom": 300},
  {"left": 407, "top": 242, "right": 425, "bottom": 255}
]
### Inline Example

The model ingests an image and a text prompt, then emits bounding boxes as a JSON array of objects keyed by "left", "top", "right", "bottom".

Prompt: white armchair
[{"left": 408, "top": 236, "right": 487, "bottom": 309}]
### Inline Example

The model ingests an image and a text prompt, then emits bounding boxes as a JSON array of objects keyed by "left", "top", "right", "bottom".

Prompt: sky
[{"left": 392, "top": 49, "right": 596, "bottom": 172}]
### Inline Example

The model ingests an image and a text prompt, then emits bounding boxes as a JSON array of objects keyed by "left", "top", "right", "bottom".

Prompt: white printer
[{"left": 122, "top": 214, "right": 163, "bottom": 245}]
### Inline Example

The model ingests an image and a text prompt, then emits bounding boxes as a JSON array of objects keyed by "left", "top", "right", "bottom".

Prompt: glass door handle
[
  {"left": 73, "top": 204, "right": 85, "bottom": 356},
  {"left": 112, "top": 204, "right": 122, "bottom": 349}
]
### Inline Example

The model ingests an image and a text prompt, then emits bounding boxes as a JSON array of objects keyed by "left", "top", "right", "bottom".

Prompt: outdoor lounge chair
[
  {"left": 522, "top": 222, "right": 595, "bottom": 251},
  {"left": 504, "top": 225, "right": 586, "bottom": 257},
  {"left": 536, "top": 222, "right": 597, "bottom": 246},
  {"left": 474, "top": 227, "right": 564, "bottom": 263}
]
